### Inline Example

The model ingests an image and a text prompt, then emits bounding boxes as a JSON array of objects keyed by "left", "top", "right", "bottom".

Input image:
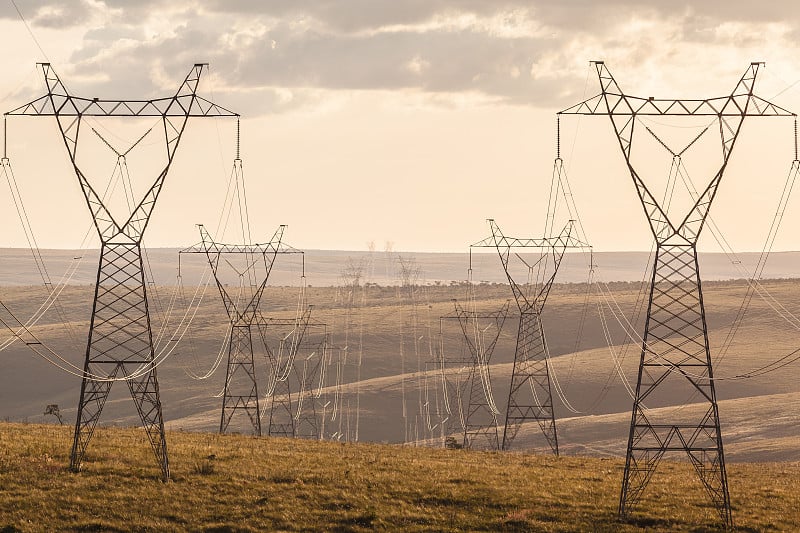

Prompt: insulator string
[
  {"left": 236, "top": 117, "right": 241, "bottom": 161},
  {"left": 556, "top": 114, "right": 561, "bottom": 160}
]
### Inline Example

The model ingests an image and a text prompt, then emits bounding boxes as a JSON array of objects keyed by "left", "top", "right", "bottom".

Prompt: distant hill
[
  {"left": 1, "top": 247, "right": 800, "bottom": 286},
  {"left": 1, "top": 279, "right": 799, "bottom": 464}
]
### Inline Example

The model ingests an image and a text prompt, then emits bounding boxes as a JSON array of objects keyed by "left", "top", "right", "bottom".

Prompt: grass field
[{"left": 0, "top": 422, "right": 798, "bottom": 532}]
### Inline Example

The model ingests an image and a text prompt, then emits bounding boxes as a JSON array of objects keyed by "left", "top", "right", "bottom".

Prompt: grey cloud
[
  {"left": 83, "top": 24, "right": 145, "bottom": 41},
  {"left": 0, "top": 1, "right": 92, "bottom": 28},
  {"left": 0, "top": 1, "right": 51, "bottom": 19},
  {"left": 56, "top": 0, "right": 800, "bottom": 34},
  {"left": 65, "top": 17, "right": 588, "bottom": 112},
  {"left": 200, "top": 0, "right": 800, "bottom": 32},
  {"left": 31, "top": 3, "right": 92, "bottom": 28},
  {"left": 10, "top": 0, "right": 798, "bottom": 116}
]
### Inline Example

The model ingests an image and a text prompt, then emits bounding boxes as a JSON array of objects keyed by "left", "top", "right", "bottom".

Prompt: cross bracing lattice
[
  {"left": 255, "top": 312, "right": 325, "bottom": 438},
  {"left": 440, "top": 301, "right": 511, "bottom": 450},
  {"left": 559, "top": 61, "right": 796, "bottom": 527},
  {"left": 4, "top": 63, "right": 238, "bottom": 481},
  {"left": 471, "top": 219, "right": 588, "bottom": 454},
  {"left": 180, "top": 224, "right": 303, "bottom": 436}
]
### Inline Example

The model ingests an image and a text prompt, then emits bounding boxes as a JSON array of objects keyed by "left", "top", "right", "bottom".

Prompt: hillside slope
[{"left": 3, "top": 280, "right": 800, "bottom": 462}]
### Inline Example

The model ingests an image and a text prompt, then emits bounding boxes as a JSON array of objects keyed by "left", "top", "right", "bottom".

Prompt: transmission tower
[
  {"left": 560, "top": 62, "right": 795, "bottom": 526},
  {"left": 256, "top": 309, "right": 313, "bottom": 437},
  {"left": 396, "top": 255, "right": 422, "bottom": 444},
  {"left": 443, "top": 300, "right": 510, "bottom": 450},
  {"left": 5, "top": 63, "right": 238, "bottom": 480},
  {"left": 289, "top": 324, "right": 330, "bottom": 439},
  {"left": 181, "top": 224, "right": 302, "bottom": 436},
  {"left": 471, "top": 219, "right": 587, "bottom": 454},
  {"left": 333, "top": 257, "right": 370, "bottom": 443}
]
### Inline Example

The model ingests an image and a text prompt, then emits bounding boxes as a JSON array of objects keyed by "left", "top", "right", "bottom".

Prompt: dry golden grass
[{"left": 0, "top": 422, "right": 798, "bottom": 532}]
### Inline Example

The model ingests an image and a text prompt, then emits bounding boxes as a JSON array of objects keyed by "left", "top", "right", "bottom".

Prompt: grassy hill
[{"left": 0, "top": 422, "right": 797, "bottom": 531}]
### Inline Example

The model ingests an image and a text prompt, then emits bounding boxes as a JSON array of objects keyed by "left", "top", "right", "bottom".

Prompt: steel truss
[
  {"left": 560, "top": 62, "right": 795, "bottom": 526},
  {"left": 5, "top": 63, "right": 238, "bottom": 481},
  {"left": 181, "top": 224, "right": 302, "bottom": 436},
  {"left": 288, "top": 325, "right": 329, "bottom": 440},
  {"left": 442, "top": 301, "right": 510, "bottom": 450},
  {"left": 255, "top": 311, "right": 316, "bottom": 437},
  {"left": 471, "top": 219, "right": 587, "bottom": 453}
]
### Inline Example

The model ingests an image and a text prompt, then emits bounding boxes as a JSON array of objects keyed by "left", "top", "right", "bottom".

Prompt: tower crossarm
[
  {"left": 559, "top": 62, "right": 797, "bottom": 245},
  {"left": 4, "top": 63, "right": 239, "bottom": 244},
  {"left": 5, "top": 64, "right": 238, "bottom": 118},
  {"left": 558, "top": 62, "right": 795, "bottom": 118},
  {"left": 254, "top": 307, "right": 313, "bottom": 367},
  {"left": 180, "top": 224, "right": 302, "bottom": 323},
  {"left": 471, "top": 219, "right": 588, "bottom": 312},
  {"left": 447, "top": 300, "right": 511, "bottom": 361}
]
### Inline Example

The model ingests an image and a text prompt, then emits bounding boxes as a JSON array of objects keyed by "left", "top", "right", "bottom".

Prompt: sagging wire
[
  {"left": 0, "top": 74, "right": 242, "bottom": 386},
  {"left": 594, "top": 290, "right": 637, "bottom": 400},
  {"left": 644, "top": 122, "right": 800, "bottom": 380},
  {"left": 1, "top": 157, "right": 80, "bottom": 347},
  {"left": 437, "top": 319, "right": 452, "bottom": 418},
  {"left": 0, "top": 139, "right": 179, "bottom": 382},
  {"left": 563, "top": 112, "right": 800, "bottom": 390},
  {"left": 466, "top": 268, "right": 501, "bottom": 416},
  {"left": 354, "top": 250, "right": 373, "bottom": 442},
  {"left": 90, "top": 127, "right": 186, "bottom": 365},
  {"left": 529, "top": 139, "right": 599, "bottom": 410}
]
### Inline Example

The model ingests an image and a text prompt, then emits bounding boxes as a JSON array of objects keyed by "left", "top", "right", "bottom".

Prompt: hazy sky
[{"left": 1, "top": 1, "right": 800, "bottom": 252}]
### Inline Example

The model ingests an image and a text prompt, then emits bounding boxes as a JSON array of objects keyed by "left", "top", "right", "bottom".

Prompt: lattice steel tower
[
  {"left": 181, "top": 225, "right": 302, "bottom": 435},
  {"left": 257, "top": 310, "right": 313, "bottom": 437},
  {"left": 285, "top": 322, "right": 328, "bottom": 439},
  {"left": 5, "top": 63, "right": 238, "bottom": 480},
  {"left": 471, "top": 219, "right": 587, "bottom": 453},
  {"left": 445, "top": 300, "right": 510, "bottom": 450},
  {"left": 560, "top": 62, "right": 795, "bottom": 526}
]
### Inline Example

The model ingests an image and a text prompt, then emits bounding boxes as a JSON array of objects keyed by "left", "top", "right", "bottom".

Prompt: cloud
[
  {"left": 5, "top": 1, "right": 800, "bottom": 115},
  {"left": 0, "top": 1, "right": 93, "bottom": 28},
  {"left": 55, "top": 4, "right": 587, "bottom": 111}
]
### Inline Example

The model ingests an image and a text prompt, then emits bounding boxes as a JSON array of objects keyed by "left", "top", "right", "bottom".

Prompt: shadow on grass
[
  {"left": 623, "top": 514, "right": 732, "bottom": 532},
  {"left": 202, "top": 526, "right": 258, "bottom": 533},
  {"left": 331, "top": 509, "right": 378, "bottom": 532},
  {"left": 71, "top": 524, "right": 127, "bottom": 533}
]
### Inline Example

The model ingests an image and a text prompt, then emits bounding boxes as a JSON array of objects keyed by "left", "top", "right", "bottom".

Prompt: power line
[{"left": 10, "top": 0, "right": 50, "bottom": 62}]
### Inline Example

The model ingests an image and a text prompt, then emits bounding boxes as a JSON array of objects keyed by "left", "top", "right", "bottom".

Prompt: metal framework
[
  {"left": 5, "top": 63, "right": 238, "bottom": 481},
  {"left": 471, "top": 219, "right": 587, "bottom": 454},
  {"left": 181, "top": 224, "right": 302, "bottom": 436},
  {"left": 443, "top": 301, "right": 510, "bottom": 450},
  {"left": 560, "top": 61, "right": 795, "bottom": 526},
  {"left": 256, "top": 311, "right": 314, "bottom": 437},
  {"left": 289, "top": 325, "right": 329, "bottom": 440}
]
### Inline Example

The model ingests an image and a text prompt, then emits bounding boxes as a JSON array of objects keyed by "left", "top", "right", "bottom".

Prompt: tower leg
[
  {"left": 70, "top": 363, "right": 116, "bottom": 472},
  {"left": 70, "top": 242, "right": 169, "bottom": 479},
  {"left": 125, "top": 366, "right": 169, "bottom": 481},
  {"left": 619, "top": 244, "right": 731, "bottom": 526},
  {"left": 220, "top": 325, "right": 262, "bottom": 435},
  {"left": 502, "top": 311, "right": 558, "bottom": 454}
]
